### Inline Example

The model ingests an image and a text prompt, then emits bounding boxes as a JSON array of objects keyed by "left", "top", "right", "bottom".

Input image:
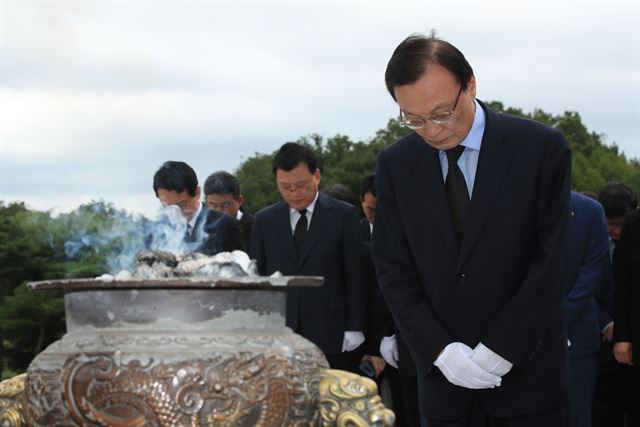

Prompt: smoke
[
  {"left": 143, "top": 205, "right": 205, "bottom": 256},
  {"left": 62, "top": 202, "right": 209, "bottom": 274}
]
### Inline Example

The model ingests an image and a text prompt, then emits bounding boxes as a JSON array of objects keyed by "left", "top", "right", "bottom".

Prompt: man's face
[
  {"left": 394, "top": 63, "right": 477, "bottom": 151},
  {"left": 276, "top": 162, "right": 320, "bottom": 211},
  {"left": 606, "top": 216, "right": 625, "bottom": 241},
  {"left": 156, "top": 187, "right": 201, "bottom": 221},
  {"left": 361, "top": 192, "right": 376, "bottom": 224},
  {"left": 206, "top": 193, "right": 242, "bottom": 218}
]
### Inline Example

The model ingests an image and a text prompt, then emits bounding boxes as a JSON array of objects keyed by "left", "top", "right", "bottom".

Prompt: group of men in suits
[
  {"left": 556, "top": 184, "right": 640, "bottom": 427},
  {"left": 150, "top": 161, "right": 253, "bottom": 255},
  {"left": 149, "top": 32, "right": 640, "bottom": 427}
]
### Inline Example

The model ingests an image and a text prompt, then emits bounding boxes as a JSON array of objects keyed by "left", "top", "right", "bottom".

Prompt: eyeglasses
[
  {"left": 400, "top": 85, "right": 463, "bottom": 129},
  {"left": 208, "top": 200, "right": 234, "bottom": 210},
  {"left": 278, "top": 180, "right": 312, "bottom": 194}
]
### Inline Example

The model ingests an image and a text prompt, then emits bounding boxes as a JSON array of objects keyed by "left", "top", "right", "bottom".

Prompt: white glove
[
  {"left": 471, "top": 343, "right": 513, "bottom": 377},
  {"left": 342, "top": 331, "right": 365, "bottom": 352},
  {"left": 380, "top": 335, "right": 399, "bottom": 368},
  {"left": 433, "top": 342, "right": 502, "bottom": 389}
]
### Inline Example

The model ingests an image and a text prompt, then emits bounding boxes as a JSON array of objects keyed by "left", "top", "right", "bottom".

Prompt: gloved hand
[
  {"left": 380, "top": 335, "right": 399, "bottom": 368},
  {"left": 472, "top": 343, "right": 513, "bottom": 377},
  {"left": 342, "top": 331, "right": 365, "bottom": 352},
  {"left": 433, "top": 342, "right": 502, "bottom": 389}
]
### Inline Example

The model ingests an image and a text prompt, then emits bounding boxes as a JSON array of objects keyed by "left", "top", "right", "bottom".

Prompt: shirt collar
[
  {"left": 289, "top": 191, "right": 319, "bottom": 216},
  {"left": 188, "top": 203, "right": 203, "bottom": 230},
  {"left": 444, "top": 99, "right": 485, "bottom": 153}
]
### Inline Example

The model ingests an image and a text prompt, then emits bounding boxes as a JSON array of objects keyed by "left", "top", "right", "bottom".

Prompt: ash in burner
[{"left": 112, "top": 250, "right": 258, "bottom": 280}]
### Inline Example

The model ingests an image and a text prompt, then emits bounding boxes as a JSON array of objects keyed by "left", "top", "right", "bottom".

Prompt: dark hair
[
  {"left": 203, "top": 171, "right": 241, "bottom": 199},
  {"left": 323, "top": 184, "right": 359, "bottom": 206},
  {"left": 385, "top": 31, "right": 474, "bottom": 101},
  {"left": 598, "top": 182, "right": 638, "bottom": 218},
  {"left": 360, "top": 173, "right": 376, "bottom": 199},
  {"left": 272, "top": 142, "right": 317, "bottom": 175},
  {"left": 153, "top": 161, "right": 198, "bottom": 197}
]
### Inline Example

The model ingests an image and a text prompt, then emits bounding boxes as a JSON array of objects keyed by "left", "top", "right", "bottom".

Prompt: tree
[
  {"left": 485, "top": 102, "right": 640, "bottom": 195},
  {"left": 0, "top": 202, "right": 64, "bottom": 377},
  {"left": 0, "top": 200, "right": 148, "bottom": 377}
]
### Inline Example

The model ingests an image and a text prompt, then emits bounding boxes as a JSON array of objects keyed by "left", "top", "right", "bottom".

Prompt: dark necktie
[
  {"left": 293, "top": 209, "right": 308, "bottom": 253},
  {"left": 445, "top": 145, "right": 470, "bottom": 247}
]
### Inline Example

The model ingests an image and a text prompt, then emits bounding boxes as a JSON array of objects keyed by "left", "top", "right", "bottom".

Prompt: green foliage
[
  {"left": 0, "top": 284, "right": 65, "bottom": 372},
  {"left": 235, "top": 152, "right": 281, "bottom": 214},
  {"left": 484, "top": 101, "right": 640, "bottom": 195},
  {"left": 0, "top": 202, "right": 66, "bottom": 376},
  {"left": 0, "top": 203, "right": 63, "bottom": 297},
  {"left": 0, "top": 200, "right": 148, "bottom": 377}
]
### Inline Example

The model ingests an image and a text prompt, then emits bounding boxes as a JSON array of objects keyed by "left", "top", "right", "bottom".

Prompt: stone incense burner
[{"left": 2, "top": 276, "right": 395, "bottom": 427}]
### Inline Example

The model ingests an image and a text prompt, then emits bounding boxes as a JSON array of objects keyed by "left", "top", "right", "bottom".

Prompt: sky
[{"left": 1, "top": 0, "right": 639, "bottom": 219}]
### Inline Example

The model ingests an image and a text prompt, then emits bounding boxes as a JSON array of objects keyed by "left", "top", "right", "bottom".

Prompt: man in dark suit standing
[
  {"left": 203, "top": 170, "right": 254, "bottom": 249},
  {"left": 360, "top": 173, "right": 420, "bottom": 427},
  {"left": 250, "top": 142, "right": 367, "bottom": 371},
  {"left": 371, "top": 33, "right": 571, "bottom": 426},
  {"left": 611, "top": 197, "right": 640, "bottom": 425},
  {"left": 565, "top": 191, "right": 610, "bottom": 427},
  {"left": 151, "top": 161, "right": 245, "bottom": 255},
  {"left": 592, "top": 183, "right": 638, "bottom": 427}
]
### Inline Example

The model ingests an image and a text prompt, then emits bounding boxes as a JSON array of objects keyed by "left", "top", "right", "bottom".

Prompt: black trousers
[
  {"left": 385, "top": 365, "right": 420, "bottom": 427},
  {"left": 592, "top": 360, "right": 640, "bottom": 427},
  {"left": 421, "top": 395, "right": 567, "bottom": 427},
  {"left": 325, "top": 350, "right": 363, "bottom": 373}
]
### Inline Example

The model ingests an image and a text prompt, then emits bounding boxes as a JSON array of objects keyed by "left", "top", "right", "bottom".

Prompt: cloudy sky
[{"left": 1, "top": 0, "right": 639, "bottom": 218}]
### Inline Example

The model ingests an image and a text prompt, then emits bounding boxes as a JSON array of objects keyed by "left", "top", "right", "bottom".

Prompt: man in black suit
[
  {"left": 372, "top": 33, "right": 571, "bottom": 425},
  {"left": 360, "top": 173, "right": 420, "bottom": 427},
  {"left": 612, "top": 200, "right": 640, "bottom": 426},
  {"left": 250, "top": 142, "right": 367, "bottom": 371},
  {"left": 203, "top": 170, "right": 254, "bottom": 249},
  {"left": 592, "top": 183, "right": 638, "bottom": 426},
  {"left": 151, "top": 161, "right": 245, "bottom": 255}
]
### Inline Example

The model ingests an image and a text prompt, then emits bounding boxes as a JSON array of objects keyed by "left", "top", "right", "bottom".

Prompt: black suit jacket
[
  {"left": 238, "top": 210, "right": 254, "bottom": 250},
  {"left": 189, "top": 207, "right": 246, "bottom": 255},
  {"left": 360, "top": 218, "right": 416, "bottom": 377},
  {"left": 372, "top": 101, "right": 571, "bottom": 418},
  {"left": 360, "top": 218, "right": 389, "bottom": 356},
  {"left": 250, "top": 192, "right": 367, "bottom": 355},
  {"left": 612, "top": 208, "right": 640, "bottom": 364}
]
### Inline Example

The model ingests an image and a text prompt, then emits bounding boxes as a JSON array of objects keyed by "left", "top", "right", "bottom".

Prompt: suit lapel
[
  {"left": 458, "top": 106, "right": 512, "bottom": 267},
  {"left": 297, "top": 192, "right": 331, "bottom": 268},
  {"left": 275, "top": 201, "right": 297, "bottom": 262}
]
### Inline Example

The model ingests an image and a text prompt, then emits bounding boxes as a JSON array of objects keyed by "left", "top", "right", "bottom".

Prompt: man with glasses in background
[
  {"left": 250, "top": 142, "right": 367, "bottom": 372},
  {"left": 371, "top": 32, "right": 571, "bottom": 426}
]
